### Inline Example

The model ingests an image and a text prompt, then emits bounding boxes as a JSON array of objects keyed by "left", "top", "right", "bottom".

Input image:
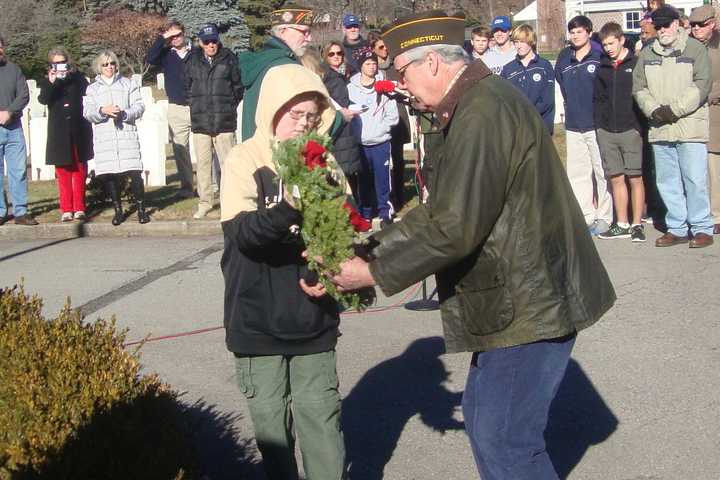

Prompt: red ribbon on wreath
[{"left": 303, "top": 140, "right": 328, "bottom": 170}]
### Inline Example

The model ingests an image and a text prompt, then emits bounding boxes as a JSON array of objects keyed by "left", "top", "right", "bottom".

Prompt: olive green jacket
[
  {"left": 368, "top": 61, "right": 616, "bottom": 353},
  {"left": 633, "top": 28, "right": 712, "bottom": 143}
]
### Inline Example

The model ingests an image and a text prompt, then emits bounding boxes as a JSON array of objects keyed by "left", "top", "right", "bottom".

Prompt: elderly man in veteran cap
[
  {"left": 330, "top": 10, "right": 615, "bottom": 479},
  {"left": 239, "top": 4, "right": 316, "bottom": 141},
  {"left": 633, "top": 6, "right": 714, "bottom": 247},
  {"left": 689, "top": 5, "right": 720, "bottom": 234}
]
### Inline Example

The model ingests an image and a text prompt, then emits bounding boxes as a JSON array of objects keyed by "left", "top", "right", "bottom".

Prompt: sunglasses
[
  {"left": 375, "top": 44, "right": 387, "bottom": 50},
  {"left": 102, "top": 61, "right": 117, "bottom": 67},
  {"left": 202, "top": 39, "right": 218, "bottom": 45},
  {"left": 690, "top": 21, "right": 710, "bottom": 28},
  {"left": 327, "top": 50, "right": 344, "bottom": 58}
]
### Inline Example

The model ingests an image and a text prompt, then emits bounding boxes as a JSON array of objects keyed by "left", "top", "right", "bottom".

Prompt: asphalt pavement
[{"left": 0, "top": 229, "right": 718, "bottom": 480}]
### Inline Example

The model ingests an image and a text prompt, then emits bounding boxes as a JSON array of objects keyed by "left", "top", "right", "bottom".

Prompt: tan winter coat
[
  {"left": 705, "top": 30, "right": 720, "bottom": 152},
  {"left": 633, "top": 28, "right": 712, "bottom": 143}
]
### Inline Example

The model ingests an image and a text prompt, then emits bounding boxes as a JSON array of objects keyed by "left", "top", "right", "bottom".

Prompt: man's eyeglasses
[
  {"left": 690, "top": 21, "right": 710, "bottom": 28},
  {"left": 654, "top": 22, "right": 673, "bottom": 30},
  {"left": 327, "top": 50, "right": 344, "bottom": 58},
  {"left": 202, "top": 39, "right": 218, "bottom": 45},
  {"left": 288, "top": 109, "right": 320, "bottom": 123},
  {"left": 396, "top": 57, "right": 422, "bottom": 81},
  {"left": 286, "top": 26, "right": 311, "bottom": 37},
  {"left": 102, "top": 61, "right": 117, "bottom": 67}
]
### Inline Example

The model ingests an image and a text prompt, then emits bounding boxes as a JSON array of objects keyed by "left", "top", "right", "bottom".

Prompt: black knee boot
[
  {"left": 128, "top": 171, "right": 150, "bottom": 224},
  {"left": 105, "top": 177, "right": 124, "bottom": 226}
]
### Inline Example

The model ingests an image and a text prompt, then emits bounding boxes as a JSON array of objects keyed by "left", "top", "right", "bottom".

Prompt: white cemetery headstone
[
  {"left": 554, "top": 81, "right": 564, "bottom": 126},
  {"left": 131, "top": 74, "right": 142, "bottom": 88},
  {"left": 26, "top": 79, "right": 37, "bottom": 92},
  {"left": 156, "top": 73, "right": 165, "bottom": 91},
  {"left": 28, "top": 88, "right": 46, "bottom": 119},
  {"left": 140, "top": 86, "right": 155, "bottom": 107},
  {"left": 29, "top": 117, "right": 55, "bottom": 180},
  {"left": 151, "top": 100, "right": 169, "bottom": 145},
  {"left": 137, "top": 118, "right": 166, "bottom": 186},
  {"left": 21, "top": 107, "right": 30, "bottom": 159}
]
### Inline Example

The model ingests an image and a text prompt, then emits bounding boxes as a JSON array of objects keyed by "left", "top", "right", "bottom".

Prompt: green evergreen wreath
[{"left": 273, "top": 132, "right": 373, "bottom": 311}]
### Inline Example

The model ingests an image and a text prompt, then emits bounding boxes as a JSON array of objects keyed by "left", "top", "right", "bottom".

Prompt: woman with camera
[
  {"left": 38, "top": 46, "right": 94, "bottom": 222},
  {"left": 83, "top": 50, "right": 149, "bottom": 225}
]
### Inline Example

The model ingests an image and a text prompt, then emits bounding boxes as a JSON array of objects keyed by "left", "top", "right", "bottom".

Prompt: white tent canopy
[{"left": 513, "top": 1, "right": 537, "bottom": 22}]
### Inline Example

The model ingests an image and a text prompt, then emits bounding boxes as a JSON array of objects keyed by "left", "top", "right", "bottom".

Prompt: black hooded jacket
[{"left": 593, "top": 49, "right": 643, "bottom": 133}]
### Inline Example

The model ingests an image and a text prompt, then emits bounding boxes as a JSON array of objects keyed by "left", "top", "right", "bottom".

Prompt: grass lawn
[
  {"left": 25, "top": 125, "right": 568, "bottom": 224},
  {"left": 26, "top": 155, "right": 217, "bottom": 224}
]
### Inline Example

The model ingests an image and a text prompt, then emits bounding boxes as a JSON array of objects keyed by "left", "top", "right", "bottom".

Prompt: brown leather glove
[{"left": 651, "top": 105, "right": 679, "bottom": 124}]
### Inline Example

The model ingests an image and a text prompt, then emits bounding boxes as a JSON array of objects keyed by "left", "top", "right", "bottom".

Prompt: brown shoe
[
  {"left": 689, "top": 232, "right": 714, "bottom": 248},
  {"left": 14, "top": 215, "right": 39, "bottom": 226},
  {"left": 714, "top": 224, "right": 720, "bottom": 235},
  {"left": 655, "top": 232, "right": 689, "bottom": 247}
]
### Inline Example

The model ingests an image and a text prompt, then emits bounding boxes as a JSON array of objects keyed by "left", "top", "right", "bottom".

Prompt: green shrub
[{"left": 0, "top": 285, "right": 197, "bottom": 480}]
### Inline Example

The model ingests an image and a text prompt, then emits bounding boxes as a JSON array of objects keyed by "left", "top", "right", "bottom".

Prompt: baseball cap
[
  {"left": 382, "top": 10, "right": 465, "bottom": 58},
  {"left": 343, "top": 14, "right": 361, "bottom": 28},
  {"left": 651, "top": 6, "right": 680, "bottom": 27},
  {"left": 198, "top": 24, "right": 219, "bottom": 42},
  {"left": 491, "top": 16, "right": 512, "bottom": 32}
]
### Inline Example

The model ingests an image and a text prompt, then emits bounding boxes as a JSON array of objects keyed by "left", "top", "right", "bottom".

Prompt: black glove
[{"left": 651, "top": 105, "right": 679, "bottom": 124}]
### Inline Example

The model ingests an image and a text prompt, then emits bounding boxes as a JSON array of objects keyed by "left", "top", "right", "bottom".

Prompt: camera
[{"left": 52, "top": 62, "right": 68, "bottom": 79}]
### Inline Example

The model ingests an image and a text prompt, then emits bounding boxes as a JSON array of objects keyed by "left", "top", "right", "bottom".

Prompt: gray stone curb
[{"left": 0, "top": 219, "right": 221, "bottom": 241}]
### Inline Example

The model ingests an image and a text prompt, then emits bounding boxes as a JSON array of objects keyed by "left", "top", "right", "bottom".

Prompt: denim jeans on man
[
  {"left": 0, "top": 121, "right": 29, "bottom": 218},
  {"left": 652, "top": 142, "right": 714, "bottom": 237},
  {"left": 462, "top": 334, "right": 575, "bottom": 480}
]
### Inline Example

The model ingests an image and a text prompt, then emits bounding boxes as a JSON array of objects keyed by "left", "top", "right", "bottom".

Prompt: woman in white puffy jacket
[{"left": 83, "top": 50, "right": 149, "bottom": 225}]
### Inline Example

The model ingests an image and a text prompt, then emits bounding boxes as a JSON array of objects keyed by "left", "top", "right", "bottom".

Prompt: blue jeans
[
  {"left": 0, "top": 122, "right": 29, "bottom": 218},
  {"left": 652, "top": 142, "right": 713, "bottom": 237},
  {"left": 462, "top": 335, "right": 576, "bottom": 480}
]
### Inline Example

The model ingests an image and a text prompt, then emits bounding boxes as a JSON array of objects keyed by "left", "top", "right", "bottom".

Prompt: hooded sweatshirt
[
  {"left": 347, "top": 71, "right": 399, "bottom": 145},
  {"left": 221, "top": 64, "right": 340, "bottom": 356}
]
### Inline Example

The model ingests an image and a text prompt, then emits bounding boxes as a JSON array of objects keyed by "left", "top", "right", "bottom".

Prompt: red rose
[
  {"left": 303, "top": 140, "right": 327, "bottom": 170},
  {"left": 343, "top": 201, "right": 371, "bottom": 232}
]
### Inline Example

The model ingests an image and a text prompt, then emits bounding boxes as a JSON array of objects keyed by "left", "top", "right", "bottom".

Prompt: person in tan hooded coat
[{"left": 220, "top": 63, "right": 345, "bottom": 480}]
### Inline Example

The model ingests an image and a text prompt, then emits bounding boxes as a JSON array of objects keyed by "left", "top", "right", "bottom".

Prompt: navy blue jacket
[
  {"left": 554, "top": 46, "right": 602, "bottom": 131},
  {"left": 501, "top": 54, "right": 556, "bottom": 134},
  {"left": 145, "top": 36, "right": 190, "bottom": 105}
]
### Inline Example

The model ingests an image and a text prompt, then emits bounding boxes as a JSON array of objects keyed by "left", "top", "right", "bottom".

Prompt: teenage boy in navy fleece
[
  {"left": 501, "top": 24, "right": 555, "bottom": 134},
  {"left": 556, "top": 15, "right": 613, "bottom": 236},
  {"left": 594, "top": 22, "right": 647, "bottom": 242}
]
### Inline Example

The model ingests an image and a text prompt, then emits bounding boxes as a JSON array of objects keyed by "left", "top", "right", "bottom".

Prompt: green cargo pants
[{"left": 234, "top": 350, "right": 345, "bottom": 480}]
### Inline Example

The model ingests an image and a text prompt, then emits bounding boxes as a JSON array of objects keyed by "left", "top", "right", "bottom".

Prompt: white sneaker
[
  {"left": 73, "top": 211, "right": 86, "bottom": 220},
  {"left": 193, "top": 204, "right": 212, "bottom": 219},
  {"left": 61, "top": 212, "right": 73, "bottom": 222}
]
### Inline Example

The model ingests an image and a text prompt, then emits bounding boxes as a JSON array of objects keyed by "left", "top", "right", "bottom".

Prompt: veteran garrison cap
[
  {"left": 381, "top": 10, "right": 465, "bottom": 58},
  {"left": 270, "top": 4, "right": 313, "bottom": 27}
]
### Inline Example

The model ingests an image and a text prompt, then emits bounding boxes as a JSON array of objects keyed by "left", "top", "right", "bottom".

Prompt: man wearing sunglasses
[
  {"left": 633, "top": 6, "right": 714, "bottom": 247},
  {"left": 185, "top": 23, "right": 243, "bottom": 219},
  {"left": 689, "top": 5, "right": 720, "bottom": 234},
  {"left": 146, "top": 21, "right": 195, "bottom": 200},
  {"left": 239, "top": 5, "right": 318, "bottom": 141},
  {"left": 342, "top": 14, "right": 369, "bottom": 75}
]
